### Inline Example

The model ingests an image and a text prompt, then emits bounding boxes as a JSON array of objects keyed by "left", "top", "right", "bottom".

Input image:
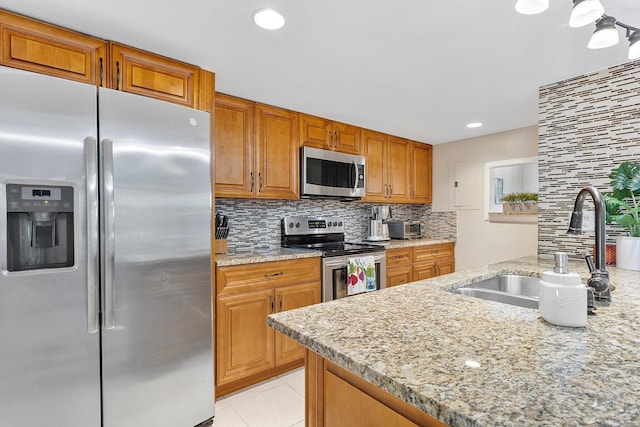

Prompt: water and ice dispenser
[{"left": 6, "top": 183, "right": 74, "bottom": 271}]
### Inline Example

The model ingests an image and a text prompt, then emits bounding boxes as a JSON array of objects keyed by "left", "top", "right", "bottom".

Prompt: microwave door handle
[{"left": 351, "top": 159, "right": 358, "bottom": 193}]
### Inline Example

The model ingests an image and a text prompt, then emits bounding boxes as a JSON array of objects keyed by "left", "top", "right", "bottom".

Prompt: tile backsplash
[
  {"left": 538, "top": 60, "right": 640, "bottom": 257},
  {"left": 215, "top": 198, "right": 456, "bottom": 252}
]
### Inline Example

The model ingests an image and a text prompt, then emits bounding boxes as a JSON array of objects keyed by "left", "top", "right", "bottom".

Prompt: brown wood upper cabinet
[
  {"left": 215, "top": 94, "right": 255, "bottom": 197},
  {"left": 411, "top": 142, "right": 433, "bottom": 204},
  {"left": 299, "top": 113, "right": 362, "bottom": 155},
  {"left": 362, "top": 130, "right": 411, "bottom": 203},
  {"left": 0, "top": 10, "right": 214, "bottom": 111},
  {"left": 109, "top": 43, "right": 201, "bottom": 109},
  {"left": 0, "top": 9, "right": 107, "bottom": 85},
  {"left": 215, "top": 94, "right": 299, "bottom": 200},
  {"left": 256, "top": 104, "right": 299, "bottom": 199}
]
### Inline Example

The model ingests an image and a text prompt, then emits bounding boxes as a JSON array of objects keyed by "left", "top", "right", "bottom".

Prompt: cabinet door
[
  {"left": 333, "top": 121, "right": 362, "bottom": 154},
  {"left": 437, "top": 257, "right": 455, "bottom": 276},
  {"left": 413, "top": 263, "right": 437, "bottom": 281},
  {"left": 387, "top": 137, "right": 411, "bottom": 203},
  {"left": 386, "top": 266, "right": 413, "bottom": 288},
  {"left": 299, "top": 113, "right": 331, "bottom": 150},
  {"left": 324, "top": 365, "right": 420, "bottom": 427},
  {"left": 109, "top": 43, "right": 200, "bottom": 108},
  {"left": 214, "top": 94, "right": 255, "bottom": 198},
  {"left": 274, "top": 282, "right": 320, "bottom": 366},
  {"left": 411, "top": 142, "right": 433, "bottom": 204},
  {"left": 255, "top": 104, "right": 299, "bottom": 199},
  {"left": 216, "top": 289, "right": 275, "bottom": 386},
  {"left": 0, "top": 10, "right": 107, "bottom": 85},
  {"left": 362, "top": 129, "right": 387, "bottom": 202}
]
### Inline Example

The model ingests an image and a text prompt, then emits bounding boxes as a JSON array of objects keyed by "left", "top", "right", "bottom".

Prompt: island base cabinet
[{"left": 306, "top": 351, "right": 446, "bottom": 427}]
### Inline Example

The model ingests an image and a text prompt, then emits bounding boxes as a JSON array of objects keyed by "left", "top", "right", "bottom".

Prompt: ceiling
[{"left": 1, "top": 0, "right": 638, "bottom": 144}]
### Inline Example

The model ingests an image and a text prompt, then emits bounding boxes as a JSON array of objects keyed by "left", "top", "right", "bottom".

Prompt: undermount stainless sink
[{"left": 450, "top": 274, "right": 540, "bottom": 309}]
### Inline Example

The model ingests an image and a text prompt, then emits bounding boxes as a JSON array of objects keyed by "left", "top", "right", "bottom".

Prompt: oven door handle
[{"left": 323, "top": 253, "right": 385, "bottom": 268}]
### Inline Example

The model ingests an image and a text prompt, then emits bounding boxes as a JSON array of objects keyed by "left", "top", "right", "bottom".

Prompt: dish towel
[{"left": 347, "top": 256, "right": 376, "bottom": 296}]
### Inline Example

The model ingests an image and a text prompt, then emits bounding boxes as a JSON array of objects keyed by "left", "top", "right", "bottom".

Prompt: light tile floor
[{"left": 213, "top": 368, "right": 305, "bottom": 427}]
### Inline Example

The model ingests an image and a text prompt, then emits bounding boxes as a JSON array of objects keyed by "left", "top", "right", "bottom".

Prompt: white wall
[{"left": 432, "top": 126, "right": 539, "bottom": 270}]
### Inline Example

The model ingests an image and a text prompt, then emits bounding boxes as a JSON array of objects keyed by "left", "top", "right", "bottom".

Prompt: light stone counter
[
  {"left": 215, "top": 238, "right": 454, "bottom": 267},
  {"left": 267, "top": 256, "right": 640, "bottom": 426},
  {"left": 215, "top": 247, "right": 321, "bottom": 267},
  {"left": 375, "top": 237, "right": 456, "bottom": 250}
]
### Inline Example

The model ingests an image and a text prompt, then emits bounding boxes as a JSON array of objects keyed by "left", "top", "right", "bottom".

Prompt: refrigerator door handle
[
  {"left": 85, "top": 137, "right": 99, "bottom": 334},
  {"left": 102, "top": 138, "right": 116, "bottom": 330}
]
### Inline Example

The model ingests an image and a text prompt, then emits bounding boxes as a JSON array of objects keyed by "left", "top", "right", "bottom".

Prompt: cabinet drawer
[
  {"left": 386, "top": 247, "right": 412, "bottom": 267},
  {"left": 217, "top": 257, "right": 320, "bottom": 295},
  {"left": 413, "top": 243, "right": 454, "bottom": 263},
  {"left": 386, "top": 265, "right": 413, "bottom": 287}
]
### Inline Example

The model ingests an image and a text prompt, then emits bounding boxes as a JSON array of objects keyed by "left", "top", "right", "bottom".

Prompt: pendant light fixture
[
  {"left": 515, "top": 1, "right": 640, "bottom": 61},
  {"left": 569, "top": 0, "right": 605, "bottom": 28},
  {"left": 515, "top": 0, "right": 549, "bottom": 15},
  {"left": 587, "top": 16, "right": 619, "bottom": 49},
  {"left": 628, "top": 31, "right": 640, "bottom": 60}
]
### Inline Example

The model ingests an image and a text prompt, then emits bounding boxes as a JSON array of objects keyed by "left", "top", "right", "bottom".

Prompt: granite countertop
[
  {"left": 216, "top": 238, "right": 456, "bottom": 267},
  {"left": 372, "top": 237, "right": 456, "bottom": 250},
  {"left": 267, "top": 256, "right": 640, "bottom": 426},
  {"left": 215, "top": 247, "right": 322, "bottom": 267}
]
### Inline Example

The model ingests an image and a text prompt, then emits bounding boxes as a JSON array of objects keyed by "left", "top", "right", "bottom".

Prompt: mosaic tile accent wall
[
  {"left": 538, "top": 61, "right": 640, "bottom": 258},
  {"left": 215, "top": 198, "right": 457, "bottom": 252}
]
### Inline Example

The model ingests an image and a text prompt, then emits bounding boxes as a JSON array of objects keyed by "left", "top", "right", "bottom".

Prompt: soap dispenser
[{"left": 539, "top": 252, "right": 587, "bottom": 327}]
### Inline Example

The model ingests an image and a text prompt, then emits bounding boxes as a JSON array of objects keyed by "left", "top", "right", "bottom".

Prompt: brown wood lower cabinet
[
  {"left": 307, "top": 351, "right": 447, "bottom": 427},
  {"left": 386, "top": 243, "right": 455, "bottom": 287},
  {"left": 215, "top": 258, "right": 320, "bottom": 396}
]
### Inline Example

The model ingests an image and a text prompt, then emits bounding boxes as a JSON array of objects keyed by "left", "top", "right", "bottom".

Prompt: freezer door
[
  {"left": 0, "top": 66, "right": 101, "bottom": 426},
  {"left": 99, "top": 88, "right": 214, "bottom": 427}
]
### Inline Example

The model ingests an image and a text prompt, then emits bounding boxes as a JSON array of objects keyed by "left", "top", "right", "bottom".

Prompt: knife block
[{"left": 215, "top": 239, "right": 228, "bottom": 254}]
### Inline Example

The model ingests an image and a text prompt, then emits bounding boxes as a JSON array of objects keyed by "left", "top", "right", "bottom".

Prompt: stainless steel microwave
[{"left": 300, "top": 147, "right": 366, "bottom": 199}]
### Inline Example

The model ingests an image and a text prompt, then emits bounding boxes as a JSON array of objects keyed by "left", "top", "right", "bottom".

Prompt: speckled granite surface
[
  {"left": 215, "top": 247, "right": 322, "bottom": 266},
  {"left": 216, "top": 238, "right": 455, "bottom": 266},
  {"left": 268, "top": 256, "right": 640, "bottom": 426},
  {"left": 375, "top": 237, "right": 456, "bottom": 249}
]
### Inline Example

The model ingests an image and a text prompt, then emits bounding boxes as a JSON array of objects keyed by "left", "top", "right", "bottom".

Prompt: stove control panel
[{"left": 282, "top": 216, "right": 344, "bottom": 235}]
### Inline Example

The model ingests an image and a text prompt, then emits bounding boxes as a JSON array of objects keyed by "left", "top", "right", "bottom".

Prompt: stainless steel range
[{"left": 281, "top": 216, "right": 386, "bottom": 301}]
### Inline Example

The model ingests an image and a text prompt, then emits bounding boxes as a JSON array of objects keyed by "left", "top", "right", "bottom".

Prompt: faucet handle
[
  {"left": 585, "top": 254, "right": 596, "bottom": 274},
  {"left": 586, "top": 286, "right": 597, "bottom": 315}
]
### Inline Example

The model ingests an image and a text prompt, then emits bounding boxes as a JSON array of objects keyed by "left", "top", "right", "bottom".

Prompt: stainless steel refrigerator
[{"left": 0, "top": 65, "right": 214, "bottom": 427}]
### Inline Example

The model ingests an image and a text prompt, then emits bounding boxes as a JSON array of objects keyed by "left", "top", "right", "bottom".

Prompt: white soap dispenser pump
[{"left": 539, "top": 252, "right": 587, "bottom": 327}]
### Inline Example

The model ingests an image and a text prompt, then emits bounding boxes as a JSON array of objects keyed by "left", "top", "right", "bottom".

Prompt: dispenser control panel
[{"left": 6, "top": 184, "right": 74, "bottom": 212}]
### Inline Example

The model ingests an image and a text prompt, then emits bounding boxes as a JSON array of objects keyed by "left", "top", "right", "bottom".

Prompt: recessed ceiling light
[
  {"left": 252, "top": 8, "right": 285, "bottom": 30},
  {"left": 466, "top": 122, "right": 483, "bottom": 128}
]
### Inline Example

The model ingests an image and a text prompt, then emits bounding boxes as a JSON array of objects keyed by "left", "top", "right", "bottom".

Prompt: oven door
[
  {"left": 301, "top": 147, "right": 365, "bottom": 198},
  {"left": 322, "top": 252, "right": 386, "bottom": 301}
]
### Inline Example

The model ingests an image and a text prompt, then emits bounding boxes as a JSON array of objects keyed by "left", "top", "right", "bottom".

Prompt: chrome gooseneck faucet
[{"left": 567, "top": 186, "right": 611, "bottom": 300}]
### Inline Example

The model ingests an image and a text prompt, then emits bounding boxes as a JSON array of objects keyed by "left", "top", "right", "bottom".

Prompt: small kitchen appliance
[
  {"left": 387, "top": 220, "right": 422, "bottom": 239},
  {"left": 281, "top": 216, "right": 386, "bottom": 301},
  {"left": 368, "top": 205, "right": 391, "bottom": 241}
]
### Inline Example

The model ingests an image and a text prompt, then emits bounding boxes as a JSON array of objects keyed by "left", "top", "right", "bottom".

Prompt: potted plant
[
  {"left": 603, "top": 161, "right": 640, "bottom": 271},
  {"left": 500, "top": 192, "right": 538, "bottom": 213}
]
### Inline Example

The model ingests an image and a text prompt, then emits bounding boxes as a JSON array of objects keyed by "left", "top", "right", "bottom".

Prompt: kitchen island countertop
[{"left": 267, "top": 256, "right": 640, "bottom": 426}]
